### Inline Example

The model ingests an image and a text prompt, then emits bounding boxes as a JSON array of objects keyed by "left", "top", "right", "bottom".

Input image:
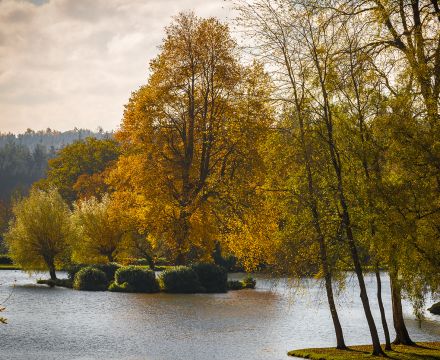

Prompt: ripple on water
[{"left": 0, "top": 270, "right": 439, "bottom": 360}]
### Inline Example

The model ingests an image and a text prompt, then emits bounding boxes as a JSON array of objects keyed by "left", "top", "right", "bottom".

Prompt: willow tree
[
  {"left": 235, "top": 0, "right": 349, "bottom": 349},
  {"left": 110, "top": 13, "right": 272, "bottom": 264},
  {"left": 236, "top": 0, "right": 385, "bottom": 354},
  {"left": 71, "top": 195, "right": 126, "bottom": 263},
  {"left": 321, "top": 0, "right": 440, "bottom": 345},
  {"left": 5, "top": 188, "right": 72, "bottom": 280}
]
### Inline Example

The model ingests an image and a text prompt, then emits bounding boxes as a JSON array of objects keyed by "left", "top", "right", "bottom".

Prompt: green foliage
[
  {"left": 242, "top": 276, "right": 256, "bottom": 289},
  {"left": 114, "top": 266, "right": 159, "bottom": 293},
  {"left": 428, "top": 302, "right": 440, "bottom": 315},
  {"left": 0, "top": 142, "right": 51, "bottom": 202},
  {"left": 67, "top": 262, "right": 120, "bottom": 282},
  {"left": 227, "top": 280, "right": 244, "bottom": 291},
  {"left": 95, "top": 263, "right": 120, "bottom": 282},
  {"left": 73, "top": 267, "right": 108, "bottom": 291},
  {"left": 108, "top": 281, "right": 134, "bottom": 292},
  {"left": 0, "top": 255, "right": 13, "bottom": 265},
  {"left": 160, "top": 266, "right": 202, "bottom": 293},
  {"left": 191, "top": 263, "right": 227, "bottom": 293}
]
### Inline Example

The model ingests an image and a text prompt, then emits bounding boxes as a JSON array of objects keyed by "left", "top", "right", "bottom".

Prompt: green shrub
[
  {"left": 67, "top": 262, "right": 120, "bottom": 282},
  {"left": 227, "top": 280, "right": 244, "bottom": 290},
  {"left": 160, "top": 266, "right": 202, "bottom": 293},
  {"left": 67, "top": 264, "right": 84, "bottom": 280},
  {"left": 242, "top": 275, "right": 256, "bottom": 289},
  {"left": 114, "top": 266, "right": 159, "bottom": 293},
  {"left": 73, "top": 267, "right": 108, "bottom": 291},
  {"left": 108, "top": 281, "right": 134, "bottom": 293},
  {"left": 0, "top": 255, "right": 13, "bottom": 265},
  {"left": 191, "top": 263, "right": 227, "bottom": 293},
  {"left": 94, "top": 263, "right": 120, "bottom": 281},
  {"left": 428, "top": 302, "right": 440, "bottom": 315}
]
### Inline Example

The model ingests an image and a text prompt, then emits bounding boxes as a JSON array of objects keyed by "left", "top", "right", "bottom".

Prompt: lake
[{"left": 0, "top": 270, "right": 439, "bottom": 360}]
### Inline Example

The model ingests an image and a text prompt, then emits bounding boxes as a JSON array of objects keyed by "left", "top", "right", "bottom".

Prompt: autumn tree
[
  {"left": 110, "top": 12, "right": 273, "bottom": 265},
  {"left": 71, "top": 195, "right": 126, "bottom": 263},
  {"left": 5, "top": 188, "right": 72, "bottom": 280},
  {"left": 317, "top": 0, "right": 440, "bottom": 345},
  {"left": 38, "top": 137, "right": 119, "bottom": 203}
]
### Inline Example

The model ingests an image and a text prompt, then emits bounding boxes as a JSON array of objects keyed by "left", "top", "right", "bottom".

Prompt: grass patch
[
  {"left": 0, "top": 264, "right": 21, "bottom": 270},
  {"left": 288, "top": 342, "right": 440, "bottom": 360},
  {"left": 37, "top": 279, "right": 73, "bottom": 288}
]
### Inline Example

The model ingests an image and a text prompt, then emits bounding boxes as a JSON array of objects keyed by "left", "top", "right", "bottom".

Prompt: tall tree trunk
[
  {"left": 389, "top": 270, "right": 415, "bottom": 345},
  {"left": 319, "top": 236, "right": 347, "bottom": 349},
  {"left": 175, "top": 210, "right": 190, "bottom": 265},
  {"left": 316, "top": 66, "right": 384, "bottom": 354},
  {"left": 342, "top": 209, "right": 384, "bottom": 355},
  {"left": 297, "top": 105, "right": 347, "bottom": 350},
  {"left": 48, "top": 263, "right": 57, "bottom": 280},
  {"left": 375, "top": 265, "right": 391, "bottom": 350}
]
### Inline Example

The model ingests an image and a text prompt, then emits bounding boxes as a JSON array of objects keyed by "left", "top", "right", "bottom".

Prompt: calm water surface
[{"left": 0, "top": 270, "right": 439, "bottom": 360}]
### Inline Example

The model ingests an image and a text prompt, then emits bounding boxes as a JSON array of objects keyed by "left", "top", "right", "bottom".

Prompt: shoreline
[{"left": 288, "top": 342, "right": 440, "bottom": 359}]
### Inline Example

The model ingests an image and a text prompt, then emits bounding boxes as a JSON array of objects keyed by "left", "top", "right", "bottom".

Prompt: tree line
[
  {"left": 0, "top": 130, "right": 113, "bottom": 251},
  {"left": 3, "top": 2, "right": 440, "bottom": 355}
]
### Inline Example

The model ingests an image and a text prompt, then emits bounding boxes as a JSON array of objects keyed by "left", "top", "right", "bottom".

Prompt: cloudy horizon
[{"left": 0, "top": 0, "right": 232, "bottom": 134}]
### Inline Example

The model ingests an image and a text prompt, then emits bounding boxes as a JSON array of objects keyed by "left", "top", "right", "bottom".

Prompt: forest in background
[{"left": 0, "top": 128, "right": 112, "bottom": 250}]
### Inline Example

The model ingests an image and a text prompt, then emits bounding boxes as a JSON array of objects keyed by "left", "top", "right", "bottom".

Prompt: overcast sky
[{"left": 0, "top": 0, "right": 233, "bottom": 134}]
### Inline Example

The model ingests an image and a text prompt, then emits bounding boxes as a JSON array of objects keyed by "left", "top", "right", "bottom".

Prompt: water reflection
[{"left": 0, "top": 270, "right": 438, "bottom": 360}]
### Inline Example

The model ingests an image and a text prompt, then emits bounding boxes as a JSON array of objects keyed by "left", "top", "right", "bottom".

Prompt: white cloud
[{"left": 0, "top": 0, "right": 232, "bottom": 133}]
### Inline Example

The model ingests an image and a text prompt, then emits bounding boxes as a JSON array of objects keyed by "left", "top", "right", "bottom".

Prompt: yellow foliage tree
[
  {"left": 71, "top": 195, "right": 126, "bottom": 263},
  {"left": 108, "top": 12, "right": 273, "bottom": 264},
  {"left": 5, "top": 188, "right": 72, "bottom": 280}
]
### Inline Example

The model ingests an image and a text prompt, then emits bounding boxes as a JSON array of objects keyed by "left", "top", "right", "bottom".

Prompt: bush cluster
[
  {"left": 44, "top": 261, "right": 256, "bottom": 294},
  {"left": 73, "top": 267, "right": 108, "bottom": 291},
  {"left": 110, "top": 266, "right": 159, "bottom": 293}
]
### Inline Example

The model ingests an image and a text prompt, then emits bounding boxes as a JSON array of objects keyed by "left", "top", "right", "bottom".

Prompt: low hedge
[
  {"left": 113, "top": 266, "right": 159, "bottom": 293},
  {"left": 160, "top": 266, "right": 202, "bottom": 293},
  {"left": 191, "top": 263, "right": 227, "bottom": 293},
  {"left": 73, "top": 267, "right": 108, "bottom": 291}
]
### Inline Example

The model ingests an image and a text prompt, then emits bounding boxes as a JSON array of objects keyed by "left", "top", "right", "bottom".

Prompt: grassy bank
[
  {"left": 288, "top": 342, "right": 440, "bottom": 360},
  {"left": 0, "top": 264, "right": 20, "bottom": 270}
]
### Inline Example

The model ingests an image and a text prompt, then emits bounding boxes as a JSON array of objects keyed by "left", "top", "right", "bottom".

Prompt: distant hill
[
  {"left": 0, "top": 128, "right": 113, "bottom": 151},
  {"left": 0, "top": 128, "right": 114, "bottom": 203}
]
